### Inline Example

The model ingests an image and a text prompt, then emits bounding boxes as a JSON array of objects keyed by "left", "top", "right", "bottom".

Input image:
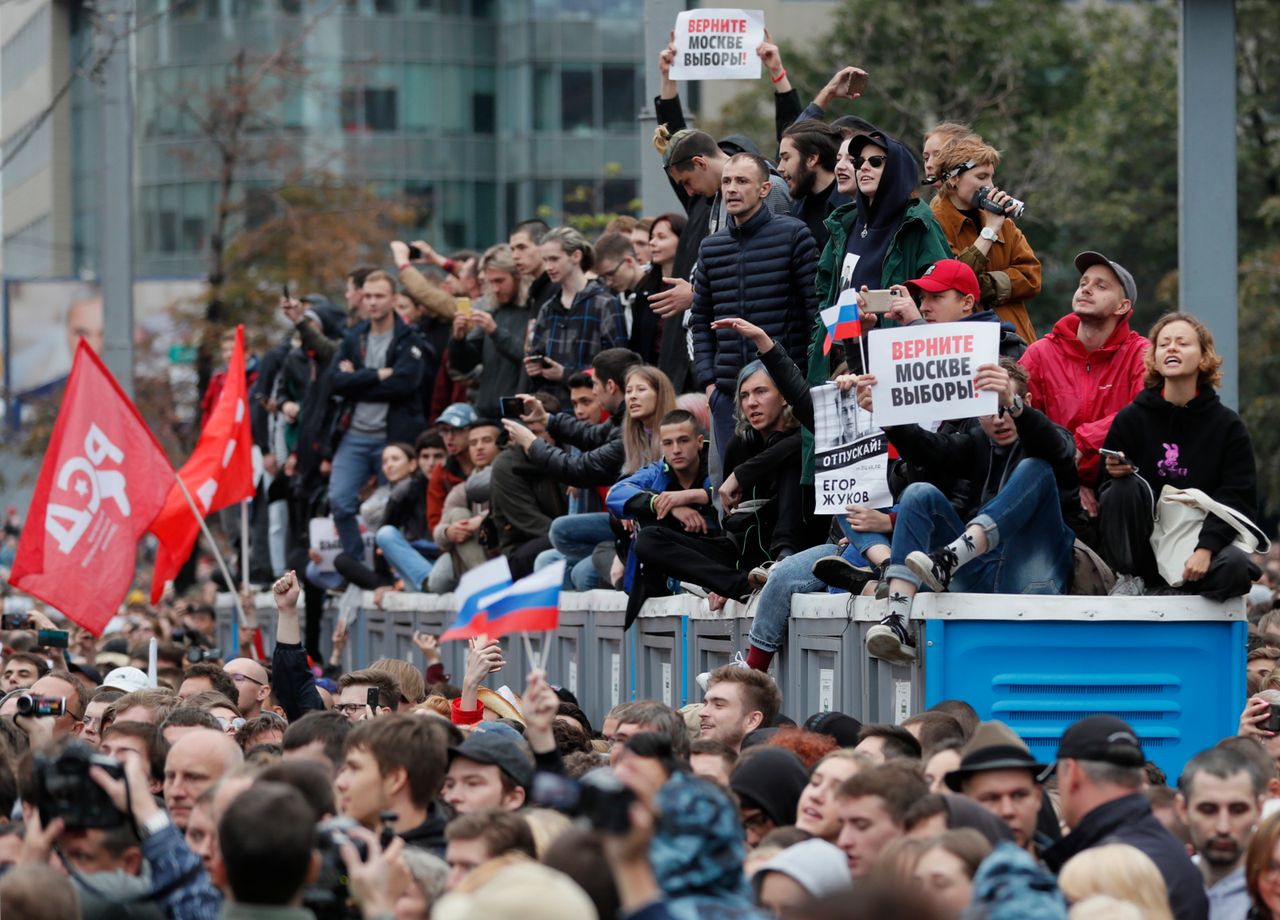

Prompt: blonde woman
[
  {"left": 1058, "top": 844, "right": 1174, "bottom": 920},
  {"left": 620, "top": 365, "right": 678, "bottom": 474}
]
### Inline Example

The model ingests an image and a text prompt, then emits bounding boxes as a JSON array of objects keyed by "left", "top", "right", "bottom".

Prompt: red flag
[
  {"left": 10, "top": 342, "right": 175, "bottom": 635},
  {"left": 148, "top": 325, "right": 255, "bottom": 601}
]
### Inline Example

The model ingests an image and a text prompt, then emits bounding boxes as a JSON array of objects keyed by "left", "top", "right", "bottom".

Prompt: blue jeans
[
  {"left": 708, "top": 388, "right": 736, "bottom": 473},
  {"left": 375, "top": 525, "right": 434, "bottom": 591},
  {"left": 748, "top": 543, "right": 839, "bottom": 653},
  {"left": 547, "top": 513, "right": 613, "bottom": 589},
  {"left": 836, "top": 516, "right": 892, "bottom": 563},
  {"left": 886, "top": 459, "right": 1074, "bottom": 594},
  {"left": 328, "top": 432, "right": 386, "bottom": 557},
  {"left": 304, "top": 561, "right": 345, "bottom": 592}
]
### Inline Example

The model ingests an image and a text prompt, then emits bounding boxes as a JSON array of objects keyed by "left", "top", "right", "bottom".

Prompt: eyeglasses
[
  {"left": 228, "top": 672, "right": 264, "bottom": 686},
  {"left": 334, "top": 703, "right": 368, "bottom": 715},
  {"left": 216, "top": 716, "right": 247, "bottom": 732},
  {"left": 596, "top": 264, "right": 623, "bottom": 282},
  {"left": 852, "top": 155, "right": 887, "bottom": 170}
]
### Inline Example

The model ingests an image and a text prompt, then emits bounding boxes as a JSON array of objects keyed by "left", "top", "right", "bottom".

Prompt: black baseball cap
[
  {"left": 1054, "top": 714, "right": 1145, "bottom": 768},
  {"left": 449, "top": 733, "right": 534, "bottom": 791},
  {"left": 1074, "top": 251, "right": 1138, "bottom": 307}
]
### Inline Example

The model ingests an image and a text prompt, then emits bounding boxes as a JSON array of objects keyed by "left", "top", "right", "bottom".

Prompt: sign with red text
[
  {"left": 868, "top": 322, "right": 999, "bottom": 427},
  {"left": 669, "top": 9, "right": 765, "bottom": 81}
]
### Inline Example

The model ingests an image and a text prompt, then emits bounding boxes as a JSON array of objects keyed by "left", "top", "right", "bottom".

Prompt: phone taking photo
[
  {"left": 499, "top": 397, "right": 525, "bottom": 420},
  {"left": 1099, "top": 448, "right": 1136, "bottom": 472},
  {"left": 863, "top": 289, "right": 893, "bottom": 314},
  {"left": 455, "top": 297, "right": 473, "bottom": 316}
]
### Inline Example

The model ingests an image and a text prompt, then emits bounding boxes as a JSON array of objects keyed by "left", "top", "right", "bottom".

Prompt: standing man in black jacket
[
  {"left": 690, "top": 152, "right": 818, "bottom": 471},
  {"left": 327, "top": 270, "right": 427, "bottom": 559},
  {"left": 1044, "top": 715, "right": 1209, "bottom": 920}
]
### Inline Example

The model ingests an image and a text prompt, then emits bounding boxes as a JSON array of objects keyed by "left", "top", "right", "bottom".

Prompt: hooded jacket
[
  {"left": 690, "top": 205, "right": 819, "bottom": 393},
  {"left": 750, "top": 839, "right": 851, "bottom": 901},
  {"left": 1042, "top": 793, "right": 1209, "bottom": 920},
  {"left": 932, "top": 192, "right": 1041, "bottom": 344},
  {"left": 489, "top": 443, "right": 568, "bottom": 555},
  {"left": 728, "top": 747, "right": 809, "bottom": 830},
  {"left": 330, "top": 314, "right": 428, "bottom": 444},
  {"left": 1103, "top": 386, "right": 1258, "bottom": 554},
  {"left": 1019, "top": 312, "right": 1149, "bottom": 484}
]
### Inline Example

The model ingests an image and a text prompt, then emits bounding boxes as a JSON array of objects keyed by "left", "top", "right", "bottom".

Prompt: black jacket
[
  {"left": 1104, "top": 387, "right": 1258, "bottom": 555},
  {"left": 885, "top": 403, "right": 1086, "bottom": 537},
  {"left": 525, "top": 404, "right": 626, "bottom": 488},
  {"left": 383, "top": 472, "right": 429, "bottom": 543},
  {"left": 399, "top": 803, "right": 450, "bottom": 856},
  {"left": 691, "top": 205, "right": 819, "bottom": 393},
  {"left": 490, "top": 444, "right": 568, "bottom": 554},
  {"left": 330, "top": 315, "right": 428, "bottom": 444},
  {"left": 791, "top": 178, "right": 849, "bottom": 253},
  {"left": 1042, "top": 793, "right": 1208, "bottom": 920}
]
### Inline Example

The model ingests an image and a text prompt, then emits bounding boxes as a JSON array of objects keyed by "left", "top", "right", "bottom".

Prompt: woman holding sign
[{"left": 1097, "top": 313, "right": 1261, "bottom": 600}]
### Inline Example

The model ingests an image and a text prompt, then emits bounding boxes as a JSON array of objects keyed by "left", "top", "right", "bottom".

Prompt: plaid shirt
[
  {"left": 528, "top": 279, "right": 626, "bottom": 394},
  {"left": 141, "top": 821, "right": 221, "bottom": 920}
]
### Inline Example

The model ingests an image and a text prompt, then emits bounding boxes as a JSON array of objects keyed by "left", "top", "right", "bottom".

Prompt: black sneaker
[
  {"left": 812, "top": 555, "right": 875, "bottom": 594},
  {"left": 906, "top": 547, "right": 959, "bottom": 592},
  {"left": 865, "top": 611, "right": 916, "bottom": 664}
]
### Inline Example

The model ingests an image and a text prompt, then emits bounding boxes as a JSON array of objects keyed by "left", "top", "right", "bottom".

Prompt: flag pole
[
  {"left": 235, "top": 500, "right": 250, "bottom": 652},
  {"left": 522, "top": 632, "right": 539, "bottom": 673},
  {"left": 172, "top": 475, "right": 248, "bottom": 631}
]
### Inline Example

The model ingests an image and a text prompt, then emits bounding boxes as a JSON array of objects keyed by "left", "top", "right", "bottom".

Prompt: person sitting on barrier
[
  {"left": 371, "top": 431, "right": 444, "bottom": 598},
  {"left": 853, "top": 358, "right": 1084, "bottom": 665},
  {"left": 426, "top": 402, "right": 479, "bottom": 532},
  {"left": 607, "top": 408, "right": 717, "bottom": 626},
  {"left": 1097, "top": 312, "right": 1263, "bottom": 600},
  {"left": 833, "top": 762, "right": 930, "bottom": 881},
  {"left": 502, "top": 348, "right": 643, "bottom": 590},
  {"left": 428, "top": 420, "right": 502, "bottom": 592},
  {"left": 700, "top": 664, "right": 783, "bottom": 754},
  {"left": 488, "top": 393, "right": 568, "bottom": 579}
]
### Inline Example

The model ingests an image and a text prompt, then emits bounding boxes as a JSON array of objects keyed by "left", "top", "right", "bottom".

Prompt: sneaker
[
  {"left": 748, "top": 561, "right": 775, "bottom": 589},
  {"left": 679, "top": 582, "right": 709, "bottom": 599},
  {"left": 1109, "top": 574, "right": 1146, "bottom": 597},
  {"left": 865, "top": 613, "right": 916, "bottom": 665},
  {"left": 812, "top": 555, "right": 875, "bottom": 594},
  {"left": 697, "top": 650, "right": 749, "bottom": 692},
  {"left": 906, "top": 548, "right": 959, "bottom": 592}
]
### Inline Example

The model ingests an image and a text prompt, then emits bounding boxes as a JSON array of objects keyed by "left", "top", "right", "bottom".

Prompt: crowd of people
[{"left": 0, "top": 32, "right": 1276, "bottom": 920}]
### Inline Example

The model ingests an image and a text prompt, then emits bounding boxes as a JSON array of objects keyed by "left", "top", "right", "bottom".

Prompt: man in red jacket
[{"left": 1019, "top": 251, "right": 1148, "bottom": 518}]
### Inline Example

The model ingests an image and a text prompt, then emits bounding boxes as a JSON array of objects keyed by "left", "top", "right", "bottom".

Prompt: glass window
[
  {"left": 561, "top": 65, "right": 594, "bottom": 133},
  {"left": 475, "top": 182, "right": 497, "bottom": 247},
  {"left": 365, "top": 88, "right": 398, "bottom": 131},
  {"left": 373, "top": 0, "right": 400, "bottom": 13},
  {"left": 563, "top": 178, "right": 596, "bottom": 217},
  {"left": 472, "top": 68, "right": 495, "bottom": 134},
  {"left": 533, "top": 65, "right": 556, "bottom": 132},
  {"left": 403, "top": 64, "right": 433, "bottom": 131},
  {"left": 441, "top": 183, "right": 469, "bottom": 249},
  {"left": 404, "top": 182, "right": 435, "bottom": 234},
  {"left": 159, "top": 185, "right": 180, "bottom": 253},
  {"left": 182, "top": 184, "right": 208, "bottom": 253},
  {"left": 602, "top": 65, "right": 638, "bottom": 132},
  {"left": 437, "top": 65, "right": 468, "bottom": 131},
  {"left": 603, "top": 178, "right": 638, "bottom": 214}
]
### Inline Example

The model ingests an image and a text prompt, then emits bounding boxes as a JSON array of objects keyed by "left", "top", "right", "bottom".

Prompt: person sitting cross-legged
[
  {"left": 855, "top": 358, "right": 1085, "bottom": 664},
  {"left": 607, "top": 408, "right": 719, "bottom": 626}
]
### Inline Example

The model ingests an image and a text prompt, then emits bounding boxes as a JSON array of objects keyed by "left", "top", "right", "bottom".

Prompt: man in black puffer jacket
[{"left": 691, "top": 152, "right": 818, "bottom": 470}]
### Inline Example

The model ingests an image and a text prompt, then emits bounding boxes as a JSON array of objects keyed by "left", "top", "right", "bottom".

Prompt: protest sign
[
  {"left": 669, "top": 9, "right": 765, "bottom": 81},
  {"left": 812, "top": 384, "right": 892, "bottom": 514},
  {"left": 307, "top": 517, "right": 375, "bottom": 572},
  {"left": 868, "top": 322, "right": 999, "bottom": 428}
]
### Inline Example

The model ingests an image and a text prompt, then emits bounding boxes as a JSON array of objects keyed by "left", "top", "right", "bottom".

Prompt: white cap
[{"left": 102, "top": 666, "right": 151, "bottom": 693}]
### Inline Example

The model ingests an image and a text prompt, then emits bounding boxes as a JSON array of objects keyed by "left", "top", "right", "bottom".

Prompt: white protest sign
[
  {"left": 811, "top": 383, "right": 891, "bottom": 513},
  {"left": 307, "top": 517, "right": 376, "bottom": 572},
  {"left": 868, "top": 322, "right": 999, "bottom": 427},
  {"left": 669, "top": 9, "right": 765, "bottom": 81}
]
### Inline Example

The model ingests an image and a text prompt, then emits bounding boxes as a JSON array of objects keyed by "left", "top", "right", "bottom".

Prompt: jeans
[
  {"left": 304, "top": 561, "right": 346, "bottom": 592},
  {"left": 835, "top": 516, "right": 891, "bottom": 562},
  {"left": 328, "top": 431, "right": 386, "bottom": 557},
  {"left": 748, "top": 543, "right": 839, "bottom": 652},
  {"left": 548, "top": 513, "right": 614, "bottom": 589},
  {"left": 375, "top": 525, "right": 434, "bottom": 591},
  {"left": 886, "top": 459, "right": 1074, "bottom": 595},
  {"left": 708, "top": 388, "right": 736, "bottom": 479}
]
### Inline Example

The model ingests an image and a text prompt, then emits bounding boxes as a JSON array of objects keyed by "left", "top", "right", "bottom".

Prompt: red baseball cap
[{"left": 905, "top": 259, "right": 980, "bottom": 301}]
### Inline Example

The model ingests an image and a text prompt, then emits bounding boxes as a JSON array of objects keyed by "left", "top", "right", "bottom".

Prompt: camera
[
  {"left": 1266, "top": 704, "right": 1280, "bottom": 735},
  {"left": 408, "top": 244, "right": 424, "bottom": 261},
  {"left": 33, "top": 742, "right": 125, "bottom": 829},
  {"left": 973, "top": 185, "right": 1026, "bottom": 220},
  {"left": 304, "top": 815, "right": 395, "bottom": 920},
  {"left": 530, "top": 769, "right": 634, "bottom": 834},
  {"left": 16, "top": 694, "right": 66, "bottom": 717},
  {"left": 499, "top": 397, "right": 525, "bottom": 420},
  {"left": 186, "top": 644, "right": 222, "bottom": 664}
]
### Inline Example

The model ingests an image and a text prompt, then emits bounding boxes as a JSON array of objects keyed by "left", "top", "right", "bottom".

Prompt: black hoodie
[
  {"left": 844, "top": 131, "right": 921, "bottom": 295},
  {"left": 1103, "top": 386, "right": 1257, "bottom": 554}
]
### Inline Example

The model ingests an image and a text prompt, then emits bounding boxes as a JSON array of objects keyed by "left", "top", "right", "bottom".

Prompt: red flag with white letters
[
  {"left": 148, "top": 325, "right": 255, "bottom": 601},
  {"left": 10, "top": 341, "right": 175, "bottom": 635}
]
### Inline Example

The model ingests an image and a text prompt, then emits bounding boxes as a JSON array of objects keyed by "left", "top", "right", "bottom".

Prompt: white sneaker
[
  {"left": 697, "top": 650, "right": 749, "bottom": 692},
  {"left": 680, "top": 582, "right": 709, "bottom": 599}
]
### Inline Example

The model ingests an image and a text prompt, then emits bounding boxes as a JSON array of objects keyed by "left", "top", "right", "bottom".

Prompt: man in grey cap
[
  {"left": 1042, "top": 714, "right": 1208, "bottom": 920},
  {"left": 442, "top": 730, "right": 534, "bottom": 815},
  {"left": 1019, "top": 250, "right": 1150, "bottom": 521},
  {"left": 944, "top": 720, "right": 1051, "bottom": 855}
]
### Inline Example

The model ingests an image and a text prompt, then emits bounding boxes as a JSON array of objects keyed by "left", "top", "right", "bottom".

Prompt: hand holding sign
[
  {"left": 867, "top": 322, "right": 1000, "bottom": 427},
  {"left": 670, "top": 9, "right": 766, "bottom": 81},
  {"left": 973, "top": 362, "right": 1016, "bottom": 409}
]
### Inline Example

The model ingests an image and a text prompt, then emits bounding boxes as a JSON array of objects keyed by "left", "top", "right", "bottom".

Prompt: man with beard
[
  {"left": 1177, "top": 746, "right": 1263, "bottom": 919},
  {"left": 778, "top": 119, "right": 848, "bottom": 251}
]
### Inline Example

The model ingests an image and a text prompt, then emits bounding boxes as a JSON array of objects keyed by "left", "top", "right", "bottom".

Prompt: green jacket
[{"left": 801, "top": 198, "right": 951, "bottom": 482}]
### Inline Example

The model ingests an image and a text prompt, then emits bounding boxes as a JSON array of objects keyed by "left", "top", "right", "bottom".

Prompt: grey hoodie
[{"left": 750, "top": 839, "right": 853, "bottom": 900}]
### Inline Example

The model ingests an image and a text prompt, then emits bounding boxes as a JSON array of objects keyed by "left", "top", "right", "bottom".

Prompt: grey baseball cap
[{"left": 1075, "top": 251, "right": 1137, "bottom": 307}]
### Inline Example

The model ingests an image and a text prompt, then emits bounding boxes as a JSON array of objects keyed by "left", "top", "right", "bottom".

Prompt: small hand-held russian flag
[
  {"left": 441, "top": 558, "right": 565, "bottom": 641},
  {"left": 822, "top": 289, "right": 863, "bottom": 355}
]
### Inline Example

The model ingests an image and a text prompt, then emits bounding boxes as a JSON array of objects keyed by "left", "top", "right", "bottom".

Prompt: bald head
[
  {"left": 164, "top": 729, "right": 244, "bottom": 829},
  {"left": 223, "top": 658, "right": 270, "bottom": 718}
]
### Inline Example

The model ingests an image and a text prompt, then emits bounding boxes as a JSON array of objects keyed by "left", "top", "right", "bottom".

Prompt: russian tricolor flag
[
  {"left": 441, "top": 557, "right": 513, "bottom": 641},
  {"left": 821, "top": 289, "right": 863, "bottom": 355},
  {"left": 441, "top": 559, "right": 565, "bottom": 641}
]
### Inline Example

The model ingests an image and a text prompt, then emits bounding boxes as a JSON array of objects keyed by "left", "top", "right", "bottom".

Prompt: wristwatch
[
  {"left": 979, "top": 227, "right": 999, "bottom": 242},
  {"left": 1003, "top": 394, "right": 1024, "bottom": 417}
]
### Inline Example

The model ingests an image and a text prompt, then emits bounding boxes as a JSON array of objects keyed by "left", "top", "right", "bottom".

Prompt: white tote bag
[{"left": 1150, "top": 485, "right": 1270, "bottom": 586}]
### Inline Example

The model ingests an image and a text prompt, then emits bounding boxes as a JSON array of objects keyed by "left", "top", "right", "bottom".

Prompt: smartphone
[
  {"left": 499, "top": 397, "right": 525, "bottom": 420},
  {"left": 455, "top": 296, "right": 473, "bottom": 316},
  {"left": 842, "top": 68, "right": 868, "bottom": 97},
  {"left": 1267, "top": 703, "right": 1280, "bottom": 735},
  {"left": 1099, "top": 449, "right": 1135, "bottom": 467},
  {"left": 863, "top": 289, "right": 893, "bottom": 313},
  {"left": 366, "top": 687, "right": 381, "bottom": 712},
  {"left": 527, "top": 354, "right": 552, "bottom": 368},
  {"left": 408, "top": 244, "right": 424, "bottom": 261},
  {"left": 36, "top": 629, "right": 69, "bottom": 649},
  {"left": 0, "top": 612, "right": 30, "bottom": 630}
]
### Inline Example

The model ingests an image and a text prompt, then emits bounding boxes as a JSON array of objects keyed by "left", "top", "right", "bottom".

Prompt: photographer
[
  {"left": 14, "top": 669, "right": 89, "bottom": 746},
  {"left": 447, "top": 244, "right": 530, "bottom": 420},
  {"left": 20, "top": 740, "right": 220, "bottom": 920}
]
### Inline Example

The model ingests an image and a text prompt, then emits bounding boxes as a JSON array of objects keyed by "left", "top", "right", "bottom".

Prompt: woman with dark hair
[
  {"left": 1099, "top": 312, "right": 1262, "bottom": 599},
  {"left": 634, "top": 212, "right": 691, "bottom": 388}
]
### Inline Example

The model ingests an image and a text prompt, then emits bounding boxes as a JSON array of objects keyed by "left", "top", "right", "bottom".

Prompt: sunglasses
[{"left": 852, "top": 155, "right": 887, "bottom": 170}]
